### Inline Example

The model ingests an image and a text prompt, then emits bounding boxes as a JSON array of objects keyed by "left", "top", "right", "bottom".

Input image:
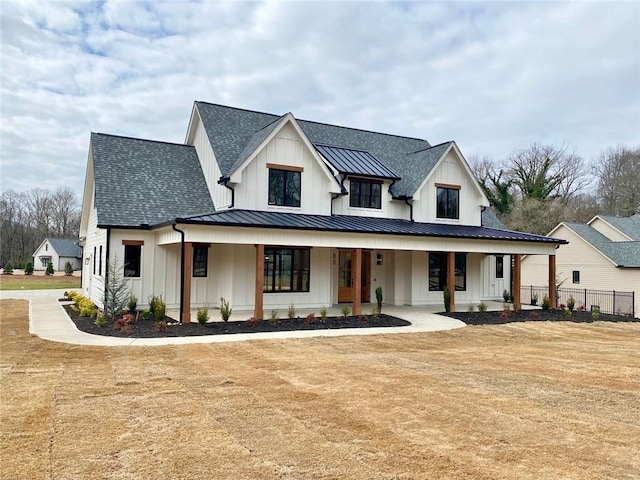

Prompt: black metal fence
[{"left": 521, "top": 285, "right": 635, "bottom": 317}]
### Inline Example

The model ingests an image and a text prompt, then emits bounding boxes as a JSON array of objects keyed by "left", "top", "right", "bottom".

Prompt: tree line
[
  {"left": 472, "top": 144, "right": 640, "bottom": 235},
  {"left": 0, "top": 187, "right": 81, "bottom": 266}
]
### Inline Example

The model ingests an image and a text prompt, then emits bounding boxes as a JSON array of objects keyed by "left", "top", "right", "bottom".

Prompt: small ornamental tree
[
  {"left": 24, "top": 262, "right": 34, "bottom": 275},
  {"left": 443, "top": 285, "right": 452, "bottom": 312},
  {"left": 103, "top": 258, "right": 131, "bottom": 320},
  {"left": 45, "top": 262, "right": 54, "bottom": 275},
  {"left": 3, "top": 262, "right": 13, "bottom": 275},
  {"left": 64, "top": 261, "right": 74, "bottom": 276}
]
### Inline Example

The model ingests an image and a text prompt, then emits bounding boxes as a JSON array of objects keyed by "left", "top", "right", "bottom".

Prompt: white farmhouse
[
  {"left": 32, "top": 238, "right": 82, "bottom": 272},
  {"left": 521, "top": 214, "right": 639, "bottom": 316},
  {"left": 79, "top": 102, "right": 565, "bottom": 322}
]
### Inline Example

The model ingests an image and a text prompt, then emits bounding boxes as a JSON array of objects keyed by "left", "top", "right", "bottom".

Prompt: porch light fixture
[
  {"left": 376, "top": 253, "right": 383, "bottom": 265},
  {"left": 85, "top": 257, "right": 90, "bottom": 265}
]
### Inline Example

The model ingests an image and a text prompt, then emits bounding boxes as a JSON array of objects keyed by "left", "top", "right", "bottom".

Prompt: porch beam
[
  {"left": 549, "top": 254, "right": 556, "bottom": 308},
  {"left": 513, "top": 254, "right": 522, "bottom": 311},
  {"left": 182, "top": 242, "right": 193, "bottom": 323},
  {"left": 254, "top": 244, "right": 264, "bottom": 320},
  {"left": 447, "top": 251, "right": 455, "bottom": 312},
  {"left": 352, "top": 248, "right": 362, "bottom": 315}
]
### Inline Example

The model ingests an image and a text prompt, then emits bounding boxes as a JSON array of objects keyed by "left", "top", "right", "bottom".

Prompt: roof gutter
[
  {"left": 172, "top": 223, "right": 185, "bottom": 325},
  {"left": 217, "top": 176, "right": 235, "bottom": 209},
  {"left": 393, "top": 194, "right": 414, "bottom": 222}
]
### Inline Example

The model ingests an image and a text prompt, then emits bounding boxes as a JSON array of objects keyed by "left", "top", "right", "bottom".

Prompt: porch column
[
  {"left": 513, "top": 254, "right": 522, "bottom": 311},
  {"left": 254, "top": 244, "right": 264, "bottom": 320},
  {"left": 548, "top": 254, "right": 556, "bottom": 308},
  {"left": 447, "top": 251, "right": 456, "bottom": 312},
  {"left": 182, "top": 242, "right": 193, "bottom": 323},
  {"left": 352, "top": 248, "right": 362, "bottom": 315}
]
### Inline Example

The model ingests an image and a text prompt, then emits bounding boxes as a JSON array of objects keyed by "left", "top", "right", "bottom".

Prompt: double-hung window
[
  {"left": 428, "top": 252, "right": 466, "bottom": 291},
  {"left": 436, "top": 184, "right": 460, "bottom": 219},
  {"left": 268, "top": 166, "right": 301, "bottom": 207},
  {"left": 264, "top": 248, "right": 310, "bottom": 292},
  {"left": 193, "top": 245, "right": 208, "bottom": 277},
  {"left": 350, "top": 179, "right": 382, "bottom": 209}
]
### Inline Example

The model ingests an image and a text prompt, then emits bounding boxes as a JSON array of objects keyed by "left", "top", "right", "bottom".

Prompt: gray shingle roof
[
  {"left": 598, "top": 214, "right": 640, "bottom": 240},
  {"left": 91, "top": 133, "right": 214, "bottom": 227},
  {"left": 47, "top": 238, "right": 82, "bottom": 258},
  {"left": 171, "top": 209, "right": 566, "bottom": 244},
  {"left": 564, "top": 222, "right": 640, "bottom": 267},
  {"left": 195, "top": 102, "right": 438, "bottom": 197},
  {"left": 481, "top": 208, "right": 506, "bottom": 229}
]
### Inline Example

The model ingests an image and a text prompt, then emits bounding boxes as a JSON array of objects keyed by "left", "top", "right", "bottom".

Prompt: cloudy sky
[{"left": 1, "top": 0, "right": 639, "bottom": 198}]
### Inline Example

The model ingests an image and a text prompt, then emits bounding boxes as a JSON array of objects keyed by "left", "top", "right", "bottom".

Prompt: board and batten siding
[
  {"left": 81, "top": 203, "right": 107, "bottom": 307},
  {"left": 413, "top": 149, "right": 485, "bottom": 225},
  {"left": 233, "top": 123, "right": 333, "bottom": 215},
  {"left": 189, "top": 111, "right": 231, "bottom": 210}
]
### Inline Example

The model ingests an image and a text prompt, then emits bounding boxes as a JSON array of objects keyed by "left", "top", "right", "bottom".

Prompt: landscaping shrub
[
  {"left": 563, "top": 307, "right": 572, "bottom": 317},
  {"left": 567, "top": 295, "right": 575, "bottom": 312},
  {"left": 140, "top": 308, "right": 151, "bottom": 320},
  {"left": 371, "top": 304, "right": 380, "bottom": 317},
  {"left": 148, "top": 295, "right": 164, "bottom": 318},
  {"left": 114, "top": 313, "right": 134, "bottom": 333},
  {"left": 591, "top": 307, "right": 600, "bottom": 320},
  {"left": 468, "top": 303, "right": 475, "bottom": 312},
  {"left": 319, "top": 306, "right": 328, "bottom": 323},
  {"left": 305, "top": 313, "right": 316, "bottom": 324},
  {"left": 443, "top": 285, "right": 451, "bottom": 313},
  {"left": 287, "top": 303, "right": 297, "bottom": 319},
  {"left": 358, "top": 314, "right": 368, "bottom": 325},
  {"left": 530, "top": 293, "right": 538, "bottom": 306},
  {"left": 24, "top": 262, "right": 33, "bottom": 275},
  {"left": 64, "top": 261, "right": 73, "bottom": 276},
  {"left": 196, "top": 306, "right": 209, "bottom": 325},
  {"left": 45, "top": 262, "right": 54, "bottom": 275},
  {"left": 542, "top": 295, "right": 551, "bottom": 311},
  {"left": 220, "top": 297, "right": 232, "bottom": 322},
  {"left": 503, "top": 289, "right": 510, "bottom": 303},
  {"left": 341, "top": 304, "right": 351, "bottom": 318},
  {"left": 3, "top": 262, "right": 13, "bottom": 275},
  {"left": 128, "top": 295, "right": 138, "bottom": 314},
  {"left": 478, "top": 302, "right": 487, "bottom": 312},
  {"left": 94, "top": 313, "right": 107, "bottom": 327},
  {"left": 153, "top": 298, "right": 166, "bottom": 321},
  {"left": 153, "top": 321, "right": 167, "bottom": 332},
  {"left": 375, "top": 286, "right": 383, "bottom": 315},
  {"left": 268, "top": 309, "right": 280, "bottom": 325}
]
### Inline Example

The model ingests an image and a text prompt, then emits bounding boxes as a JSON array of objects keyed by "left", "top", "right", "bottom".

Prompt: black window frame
[
  {"left": 268, "top": 168, "right": 301, "bottom": 207},
  {"left": 264, "top": 247, "right": 310, "bottom": 293},
  {"left": 93, "top": 246, "right": 96, "bottom": 274},
  {"left": 572, "top": 270, "right": 580, "bottom": 284},
  {"left": 124, "top": 244, "right": 141, "bottom": 278},
  {"left": 429, "top": 252, "right": 466, "bottom": 291},
  {"left": 98, "top": 245, "right": 103, "bottom": 276},
  {"left": 496, "top": 256, "right": 504, "bottom": 279},
  {"left": 349, "top": 179, "right": 382, "bottom": 209},
  {"left": 436, "top": 186, "right": 460, "bottom": 219},
  {"left": 193, "top": 246, "right": 208, "bottom": 278}
]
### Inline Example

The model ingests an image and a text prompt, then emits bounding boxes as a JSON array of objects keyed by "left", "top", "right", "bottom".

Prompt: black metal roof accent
[
  {"left": 168, "top": 209, "right": 567, "bottom": 244},
  {"left": 315, "top": 144, "right": 400, "bottom": 179}
]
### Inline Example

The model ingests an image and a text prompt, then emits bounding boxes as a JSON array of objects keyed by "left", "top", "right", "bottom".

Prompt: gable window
[
  {"left": 122, "top": 240, "right": 143, "bottom": 278},
  {"left": 572, "top": 270, "right": 580, "bottom": 284},
  {"left": 496, "top": 256, "right": 504, "bottom": 279},
  {"left": 193, "top": 245, "right": 209, "bottom": 277},
  {"left": 428, "top": 252, "right": 466, "bottom": 291},
  {"left": 268, "top": 165, "right": 301, "bottom": 207},
  {"left": 264, "top": 247, "right": 310, "bottom": 292},
  {"left": 350, "top": 179, "right": 382, "bottom": 209},
  {"left": 436, "top": 184, "right": 460, "bottom": 219}
]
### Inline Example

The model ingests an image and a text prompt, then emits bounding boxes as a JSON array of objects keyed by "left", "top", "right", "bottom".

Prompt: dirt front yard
[{"left": 1, "top": 299, "right": 639, "bottom": 480}]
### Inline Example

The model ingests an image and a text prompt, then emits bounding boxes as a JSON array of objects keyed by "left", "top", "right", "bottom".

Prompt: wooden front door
[{"left": 338, "top": 250, "right": 370, "bottom": 303}]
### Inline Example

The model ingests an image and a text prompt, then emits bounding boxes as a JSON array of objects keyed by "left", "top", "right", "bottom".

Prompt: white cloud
[{"left": 1, "top": 0, "right": 638, "bottom": 198}]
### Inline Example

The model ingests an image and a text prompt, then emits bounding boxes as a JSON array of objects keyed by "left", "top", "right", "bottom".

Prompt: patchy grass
[
  {"left": 0, "top": 272, "right": 80, "bottom": 290},
  {"left": 1, "top": 299, "right": 639, "bottom": 479}
]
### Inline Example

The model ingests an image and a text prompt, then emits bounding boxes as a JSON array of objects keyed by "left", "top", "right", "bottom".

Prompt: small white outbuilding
[{"left": 32, "top": 238, "right": 82, "bottom": 272}]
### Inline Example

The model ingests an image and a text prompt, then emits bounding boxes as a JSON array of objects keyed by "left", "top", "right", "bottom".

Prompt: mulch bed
[
  {"left": 61, "top": 303, "right": 411, "bottom": 338},
  {"left": 442, "top": 308, "right": 639, "bottom": 325}
]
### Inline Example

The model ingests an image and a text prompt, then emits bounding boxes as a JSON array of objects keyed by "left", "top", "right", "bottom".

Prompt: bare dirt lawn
[{"left": 1, "top": 299, "right": 639, "bottom": 479}]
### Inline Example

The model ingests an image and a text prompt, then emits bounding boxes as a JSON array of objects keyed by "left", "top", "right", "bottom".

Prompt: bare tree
[
  {"left": 51, "top": 187, "right": 81, "bottom": 237},
  {"left": 504, "top": 198, "right": 567, "bottom": 236},
  {"left": 470, "top": 156, "right": 515, "bottom": 216},
  {"left": 593, "top": 145, "right": 640, "bottom": 216},
  {"left": 506, "top": 143, "right": 590, "bottom": 203}
]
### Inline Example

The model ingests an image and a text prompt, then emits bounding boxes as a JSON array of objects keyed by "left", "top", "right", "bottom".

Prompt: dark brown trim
[
  {"left": 192, "top": 243, "right": 211, "bottom": 249},
  {"left": 435, "top": 183, "right": 461, "bottom": 190},
  {"left": 348, "top": 176, "right": 383, "bottom": 184},
  {"left": 122, "top": 240, "right": 144, "bottom": 246},
  {"left": 266, "top": 163, "right": 304, "bottom": 172}
]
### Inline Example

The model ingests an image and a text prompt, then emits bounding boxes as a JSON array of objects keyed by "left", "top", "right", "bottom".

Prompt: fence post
[
  {"left": 613, "top": 290, "right": 616, "bottom": 315},
  {"left": 633, "top": 291, "right": 635, "bottom": 318},
  {"left": 584, "top": 289, "right": 587, "bottom": 310}
]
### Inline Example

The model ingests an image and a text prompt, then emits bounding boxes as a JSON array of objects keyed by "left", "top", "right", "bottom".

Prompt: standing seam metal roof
[{"left": 314, "top": 144, "right": 400, "bottom": 179}]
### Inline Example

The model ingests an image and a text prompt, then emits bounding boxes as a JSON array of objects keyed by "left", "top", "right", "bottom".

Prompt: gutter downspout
[
  {"left": 217, "top": 176, "right": 235, "bottom": 209},
  {"left": 330, "top": 174, "right": 349, "bottom": 215},
  {"left": 172, "top": 223, "right": 185, "bottom": 325},
  {"left": 393, "top": 195, "right": 414, "bottom": 222}
]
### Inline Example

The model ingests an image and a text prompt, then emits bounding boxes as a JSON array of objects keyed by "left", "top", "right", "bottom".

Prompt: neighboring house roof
[
  {"left": 168, "top": 209, "right": 565, "bottom": 244},
  {"left": 563, "top": 222, "right": 640, "bottom": 267},
  {"left": 597, "top": 214, "right": 640, "bottom": 240},
  {"left": 314, "top": 144, "right": 400, "bottom": 180},
  {"left": 481, "top": 208, "right": 506, "bottom": 229},
  {"left": 195, "top": 102, "right": 436, "bottom": 197},
  {"left": 33, "top": 238, "right": 81, "bottom": 258},
  {"left": 91, "top": 133, "right": 214, "bottom": 227}
]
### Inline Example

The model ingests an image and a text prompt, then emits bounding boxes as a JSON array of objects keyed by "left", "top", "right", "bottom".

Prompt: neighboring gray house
[
  {"left": 522, "top": 214, "right": 640, "bottom": 316},
  {"left": 32, "top": 238, "right": 82, "bottom": 271}
]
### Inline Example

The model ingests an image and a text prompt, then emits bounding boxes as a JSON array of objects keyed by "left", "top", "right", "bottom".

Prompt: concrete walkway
[{"left": 1, "top": 289, "right": 466, "bottom": 346}]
